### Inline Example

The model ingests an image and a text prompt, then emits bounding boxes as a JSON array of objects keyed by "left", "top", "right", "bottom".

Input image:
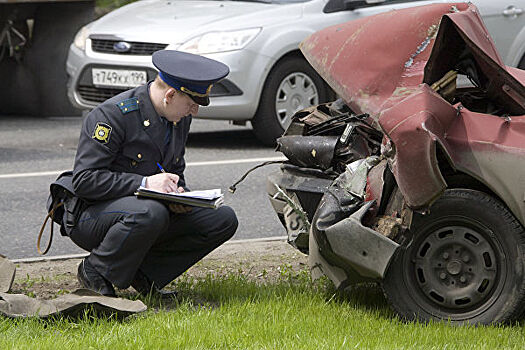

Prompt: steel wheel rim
[
  {"left": 404, "top": 217, "right": 506, "bottom": 320},
  {"left": 275, "top": 72, "right": 319, "bottom": 129}
]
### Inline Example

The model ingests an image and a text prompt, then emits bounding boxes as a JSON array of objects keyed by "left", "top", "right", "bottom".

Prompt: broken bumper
[{"left": 267, "top": 164, "right": 399, "bottom": 287}]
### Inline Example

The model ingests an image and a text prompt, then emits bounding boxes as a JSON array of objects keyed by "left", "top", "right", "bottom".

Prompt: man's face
[{"left": 164, "top": 89, "right": 199, "bottom": 122}]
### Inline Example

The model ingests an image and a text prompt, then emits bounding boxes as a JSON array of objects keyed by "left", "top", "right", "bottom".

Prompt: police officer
[{"left": 70, "top": 50, "right": 238, "bottom": 297}]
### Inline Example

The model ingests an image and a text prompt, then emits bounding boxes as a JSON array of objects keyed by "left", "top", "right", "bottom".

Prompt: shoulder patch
[
  {"left": 116, "top": 97, "right": 139, "bottom": 114},
  {"left": 92, "top": 122, "right": 112, "bottom": 144}
]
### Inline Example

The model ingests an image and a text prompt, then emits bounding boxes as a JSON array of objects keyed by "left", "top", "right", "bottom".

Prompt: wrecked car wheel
[
  {"left": 383, "top": 189, "right": 525, "bottom": 325},
  {"left": 252, "top": 57, "right": 330, "bottom": 146}
]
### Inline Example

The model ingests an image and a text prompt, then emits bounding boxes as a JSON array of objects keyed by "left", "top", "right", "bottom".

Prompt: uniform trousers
[{"left": 69, "top": 196, "right": 238, "bottom": 289}]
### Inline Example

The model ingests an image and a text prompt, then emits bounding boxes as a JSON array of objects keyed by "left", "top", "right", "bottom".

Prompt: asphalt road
[{"left": 0, "top": 116, "right": 286, "bottom": 259}]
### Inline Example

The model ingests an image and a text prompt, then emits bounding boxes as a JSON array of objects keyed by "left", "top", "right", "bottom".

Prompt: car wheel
[
  {"left": 252, "top": 57, "right": 330, "bottom": 146},
  {"left": 383, "top": 189, "right": 525, "bottom": 325}
]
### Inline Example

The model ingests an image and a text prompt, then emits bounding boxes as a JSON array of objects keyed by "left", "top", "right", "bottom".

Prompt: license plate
[
  {"left": 283, "top": 205, "right": 308, "bottom": 238},
  {"left": 92, "top": 68, "right": 147, "bottom": 88}
]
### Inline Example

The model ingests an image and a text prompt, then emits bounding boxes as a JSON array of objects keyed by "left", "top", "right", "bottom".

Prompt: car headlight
[
  {"left": 73, "top": 25, "right": 90, "bottom": 51},
  {"left": 178, "top": 28, "right": 261, "bottom": 54}
]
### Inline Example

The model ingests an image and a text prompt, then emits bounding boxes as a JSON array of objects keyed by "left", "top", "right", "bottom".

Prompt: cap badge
[{"left": 180, "top": 84, "right": 213, "bottom": 97}]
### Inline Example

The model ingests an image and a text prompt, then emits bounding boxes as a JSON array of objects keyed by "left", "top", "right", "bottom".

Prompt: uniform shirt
[{"left": 73, "top": 83, "right": 191, "bottom": 201}]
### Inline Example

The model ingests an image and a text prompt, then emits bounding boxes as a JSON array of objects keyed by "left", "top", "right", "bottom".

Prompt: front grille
[
  {"left": 78, "top": 85, "right": 129, "bottom": 103},
  {"left": 91, "top": 39, "right": 168, "bottom": 55}
]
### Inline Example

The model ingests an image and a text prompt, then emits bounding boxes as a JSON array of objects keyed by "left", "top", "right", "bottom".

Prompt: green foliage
[
  {"left": 95, "top": 0, "right": 138, "bottom": 17},
  {"left": 1, "top": 268, "right": 525, "bottom": 349}
]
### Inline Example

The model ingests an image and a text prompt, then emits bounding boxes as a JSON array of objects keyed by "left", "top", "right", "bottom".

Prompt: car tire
[
  {"left": 383, "top": 189, "right": 525, "bottom": 325},
  {"left": 252, "top": 57, "right": 331, "bottom": 146}
]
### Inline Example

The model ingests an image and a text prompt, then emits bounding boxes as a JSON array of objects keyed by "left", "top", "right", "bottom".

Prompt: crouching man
[{"left": 69, "top": 50, "right": 238, "bottom": 297}]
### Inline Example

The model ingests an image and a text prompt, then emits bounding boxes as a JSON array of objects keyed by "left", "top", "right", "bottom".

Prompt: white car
[{"left": 66, "top": 0, "right": 525, "bottom": 144}]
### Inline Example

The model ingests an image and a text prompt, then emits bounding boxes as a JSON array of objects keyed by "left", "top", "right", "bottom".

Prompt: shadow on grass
[{"left": 138, "top": 266, "right": 397, "bottom": 321}]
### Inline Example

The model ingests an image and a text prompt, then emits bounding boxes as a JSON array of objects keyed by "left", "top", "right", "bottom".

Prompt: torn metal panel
[
  {"left": 309, "top": 157, "right": 398, "bottom": 283},
  {"left": 323, "top": 201, "right": 399, "bottom": 280},
  {"left": 0, "top": 289, "right": 147, "bottom": 318},
  {"left": 378, "top": 85, "right": 457, "bottom": 209},
  {"left": 424, "top": 10, "right": 525, "bottom": 116},
  {"left": 308, "top": 231, "right": 348, "bottom": 288},
  {"left": 300, "top": 3, "right": 468, "bottom": 118},
  {"left": 301, "top": 2, "right": 525, "bottom": 219}
]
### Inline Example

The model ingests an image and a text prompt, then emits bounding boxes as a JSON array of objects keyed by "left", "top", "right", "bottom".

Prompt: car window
[
  {"left": 203, "top": 0, "right": 311, "bottom": 3},
  {"left": 380, "top": 0, "right": 425, "bottom": 3}
]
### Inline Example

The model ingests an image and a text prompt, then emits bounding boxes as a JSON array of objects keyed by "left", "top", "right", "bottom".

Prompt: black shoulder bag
[{"left": 38, "top": 171, "right": 84, "bottom": 255}]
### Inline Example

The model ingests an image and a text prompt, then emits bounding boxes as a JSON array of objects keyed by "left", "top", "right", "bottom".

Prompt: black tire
[
  {"left": 251, "top": 56, "right": 331, "bottom": 146},
  {"left": 383, "top": 189, "right": 525, "bottom": 325}
]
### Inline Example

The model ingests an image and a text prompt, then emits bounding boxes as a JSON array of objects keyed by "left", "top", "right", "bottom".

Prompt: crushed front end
[
  {"left": 266, "top": 3, "right": 525, "bottom": 325},
  {"left": 267, "top": 101, "right": 407, "bottom": 287}
]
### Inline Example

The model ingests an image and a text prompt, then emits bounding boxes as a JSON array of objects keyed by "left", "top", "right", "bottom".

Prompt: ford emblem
[{"left": 113, "top": 41, "right": 132, "bottom": 53}]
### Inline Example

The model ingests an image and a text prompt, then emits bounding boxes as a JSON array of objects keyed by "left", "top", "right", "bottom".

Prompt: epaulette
[{"left": 116, "top": 97, "right": 139, "bottom": 114}]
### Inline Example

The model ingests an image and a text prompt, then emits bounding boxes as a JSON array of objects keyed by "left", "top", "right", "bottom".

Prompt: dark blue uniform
[{"left": 69, "top": 82, "right": 237, "bottom": 290}]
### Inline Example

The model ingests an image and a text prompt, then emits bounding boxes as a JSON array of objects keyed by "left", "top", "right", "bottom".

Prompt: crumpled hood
[
  {"left": 301, "top": 3, "right": 525, "bottom": 225},
  {"left": 300, "top": 2, "right": 523, "bottom": 118},
  {"left": 90, "top": 0, "right": 295, "bottom": 44}
]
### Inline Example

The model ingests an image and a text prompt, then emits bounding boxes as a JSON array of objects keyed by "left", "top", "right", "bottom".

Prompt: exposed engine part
[
  {"left": 276, "top": 135, "right": 338, "bottom": 170},
  {"left": 431, "top": 69, "right": 457, "bottom": 102}
]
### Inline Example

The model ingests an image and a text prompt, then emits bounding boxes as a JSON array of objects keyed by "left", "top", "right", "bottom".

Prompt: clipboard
[{"left": 135, "top": 187, "right": 224, "bottom": 209}]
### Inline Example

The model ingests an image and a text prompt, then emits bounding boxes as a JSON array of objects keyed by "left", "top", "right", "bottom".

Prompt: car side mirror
[{"left": 323, "top": 0, "right": 386, "bottom": 14}]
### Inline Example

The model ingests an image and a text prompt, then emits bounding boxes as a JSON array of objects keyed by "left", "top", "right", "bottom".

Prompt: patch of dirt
[{"left": 11, "top": 240, "right": 307, "bottom": 300}]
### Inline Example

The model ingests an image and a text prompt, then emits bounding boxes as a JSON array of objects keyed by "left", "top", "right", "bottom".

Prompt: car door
[
  {"left": 336, "top": 0, "right": 442, "bottom": 17},
  {"left": 472, "top": 0, "right": 525, "bottom": 66},
  {"left": 320, "top": 0, "right": 443, "bottom": 27}
]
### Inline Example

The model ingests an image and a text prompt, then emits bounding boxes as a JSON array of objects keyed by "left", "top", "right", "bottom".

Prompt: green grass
[{"left": 1, "top": 269, "right": 525, "bottom": 349}]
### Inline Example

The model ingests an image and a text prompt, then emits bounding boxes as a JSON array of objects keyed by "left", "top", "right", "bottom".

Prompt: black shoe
[
  {"left": 77, "top": 259, "right": 116, "bottom": 297},
  {"left": 131, "top": 269, "right": 177, "bottom": 299}
]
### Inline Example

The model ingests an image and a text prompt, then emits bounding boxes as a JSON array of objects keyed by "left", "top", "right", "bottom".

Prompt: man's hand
[
  {"left": 145, "top": 173, "right": 180, "bottom": 193},
  {"left": 146, "top": 174, "right": 191, "bottom": 212}
]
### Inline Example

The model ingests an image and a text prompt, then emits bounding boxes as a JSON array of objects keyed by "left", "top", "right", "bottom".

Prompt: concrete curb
[{"left": 12, "top": 236, "right": 288, "bottom": 264}]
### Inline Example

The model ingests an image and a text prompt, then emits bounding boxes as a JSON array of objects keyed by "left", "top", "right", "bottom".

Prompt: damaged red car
[{"left": 266, "top": 2, "right": 525, "bottom": 324}]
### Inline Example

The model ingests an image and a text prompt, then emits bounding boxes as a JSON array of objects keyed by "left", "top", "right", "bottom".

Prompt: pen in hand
[
  {"left": 157, "top": 162, "right": 182, "bottom": 193},
  {"left": 156, "top": 162, "right": 166, "bottom": 173}
]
